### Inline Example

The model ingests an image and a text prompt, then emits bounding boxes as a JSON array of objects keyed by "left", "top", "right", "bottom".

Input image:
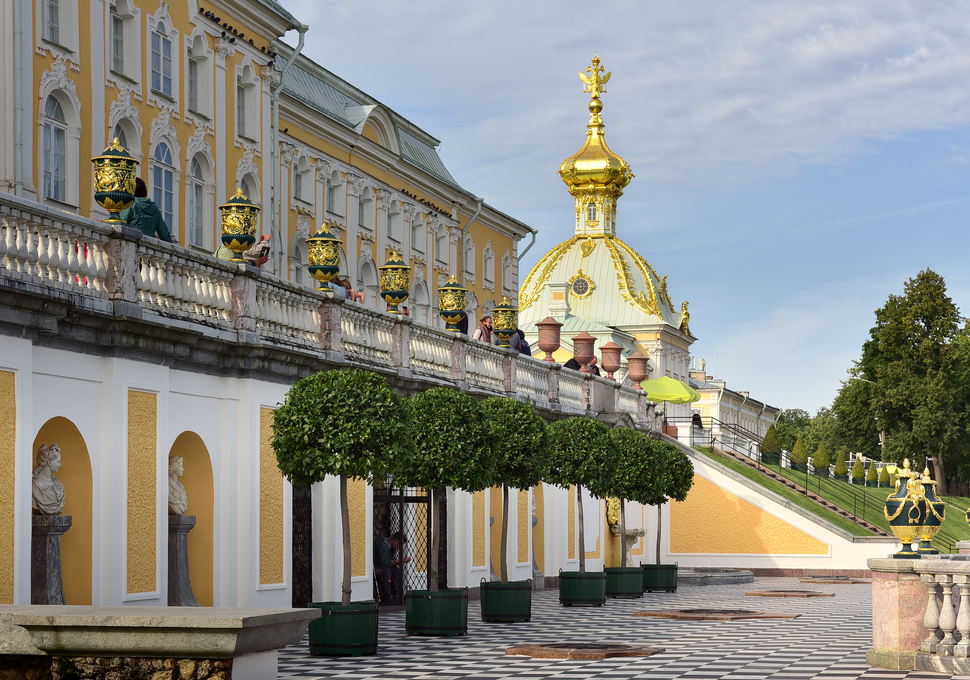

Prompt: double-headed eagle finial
[{"left": 579, "top": 52, "right": 611, "bottom": 99}]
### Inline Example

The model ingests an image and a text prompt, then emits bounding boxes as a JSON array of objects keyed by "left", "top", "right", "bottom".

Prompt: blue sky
[{"left": 283, "top": 0, "right": 970, "bottom": 414}]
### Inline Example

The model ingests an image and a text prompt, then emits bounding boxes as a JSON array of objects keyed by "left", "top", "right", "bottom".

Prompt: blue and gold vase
[
  {"left": 92, "top": 138, "right": 138, "bottom": 224},
  {"left": 492, "top": 296, "right": 518, "bottom": 347},
  {"left": 883, "top": 459, "right": 925, "bottom": 559},
  {"left": 917, "top": 467, "right": 945, "bottom": 555},
  {"left": 437, "top": 277, "right": 467, "bottom": 333},
  {"left": 379, "top": 251, "right": 411, "bottom": 314},
  {"left": 220, "top": 189, "right": 261, "bottom": 263},
  {"left": 306, "top": 223, "right": 342, "bottom": 290}
]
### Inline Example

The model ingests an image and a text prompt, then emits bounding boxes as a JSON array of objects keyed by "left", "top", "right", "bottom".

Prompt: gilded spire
[{"left": 559, "top": 54, "right": 633, "bottom": 239}]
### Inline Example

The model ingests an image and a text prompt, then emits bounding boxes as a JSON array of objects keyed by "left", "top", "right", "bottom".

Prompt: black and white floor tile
[{"left": 277, "top": 577, "right": 952, "bottom": 680}]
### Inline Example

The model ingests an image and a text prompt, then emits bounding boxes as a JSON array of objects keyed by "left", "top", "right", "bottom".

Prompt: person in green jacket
[{"left": 120, "top": 178, "right": 174, "bottom": 243}]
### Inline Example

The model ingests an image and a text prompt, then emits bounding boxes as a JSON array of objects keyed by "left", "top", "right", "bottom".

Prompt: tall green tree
[
  {"left": 854, "top": 269, "right": 967, "bottom": 493},
  {"left": 775, "top": 409, "right": 811, "bottom": 452},
  {"left": 805, "top": 407, "right": 840, "bottom": 454},
  {"left": 832, "top": 375, "right": 881, "bottom": 459}
]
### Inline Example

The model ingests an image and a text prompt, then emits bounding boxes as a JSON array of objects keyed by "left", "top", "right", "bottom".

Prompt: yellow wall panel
[
  {"left": 489, "top": 486, "right": 502, "bottom": 574},
  {"left": 472, "top": 491, "right": 486, "bottom": 568},
  {"left": 567, "top": 485, "right": 575, "bottom": 560},
  {"left": 127, "top": 391, "right": 157, "bottom": 594},
  {"left": 348, "top": 477, "right": 366, "bottom": 578},
  {"left": 670, "top": 475, "right": 828, "bottom": 555},
  {"left": 517, "top": 489, "right": 528, "bottom": 563},
  {"left": 259, "top": 407, "right": 284, "bottom": 584},
  {"left": 533, "top": 484, "right": 545, "bottom": 573},
  {"left": 0, "top": 372, "right": 14, "bottom": 603}
]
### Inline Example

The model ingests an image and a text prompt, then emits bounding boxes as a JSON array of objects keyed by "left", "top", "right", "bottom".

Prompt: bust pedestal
[
  {"left": 32, "top": 515, "right": 72, "bottom": 605},
  {"left": 168, "top": 514, "right": 201, "bottom": 607}
]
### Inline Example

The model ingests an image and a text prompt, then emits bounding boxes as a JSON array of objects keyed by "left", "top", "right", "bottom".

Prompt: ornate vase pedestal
[
  {"left": 168, "top": 514, "right": 201, "bottom": 606},
  {"left": 32, "top": 514, "right": 72, "bottom": 605}
]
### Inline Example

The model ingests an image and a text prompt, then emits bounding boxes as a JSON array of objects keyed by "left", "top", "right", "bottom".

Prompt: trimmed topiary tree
[
  {"left": 545, "top": 417, "right": 617, "bottom": 573},
  {"left": 790, "top": 434, "right": 808, "bottom": 472},
  {"left": 866, "top": 459, "right": 878, "bottom": 487},
  {"left": 812, "top": 441, "right": 830, "bottom": 477},
  {"left": 608, "top": 429, "right": 662, "bottom": 568},
  {"left": 878, "top": 465, "right": 890, "bottom": 487},
  {"left": 851, "top": 454, "right": 865, "bottom": 483},
  {"left": 271, "top": 368, "right": 409, "bottom": 607},
  {"left": 834, "top": 447, "right": 849, "bottom": 481},
  {"left": 397, "top": 387, "right": 494, "bottom": 592},
  {"left": 480, "top": 397, "right": 548, "bottom": 583},
  {"left": 760, "top": 424, "right": 782, "bottom": 465}
]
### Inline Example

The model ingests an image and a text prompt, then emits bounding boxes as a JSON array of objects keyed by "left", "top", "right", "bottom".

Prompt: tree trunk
[
  {"left": 655, "top": 503, "right": 662, "bottom": 566},
  {"left": 428, "top": 488, "right": 440, "bottom": 592},
  {"left": 339, "top": 474, "right": 352, "bottom": 606},
  {"left": 932, "top": 454, "right": 949, "bottom": 496},
  {"left": 500, "top": 485, "right": 510, "bottom": 583},
  {"left": 576, "top": 484, "right": 586, "bottom": 573},
  {"left": 620, "top": 498, "right": 627, "bottom": 568}
]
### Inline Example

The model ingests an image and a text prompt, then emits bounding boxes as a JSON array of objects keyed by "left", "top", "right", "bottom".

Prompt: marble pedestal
[
  {"left": 168, "top": 515, "right": 200, "bottom": 607},
  {"left": 610, "top": 524, "right": 646, "bottom": 566},
  {"left": 867, "top": 558, "right": 924, "bottom": 670},
  {"left": 31, "top": 515, "right": 72, "bottom": 605}
]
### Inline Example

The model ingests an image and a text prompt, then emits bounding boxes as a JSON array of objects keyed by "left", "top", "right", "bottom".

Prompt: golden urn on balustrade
[
  {"left": 378, "top": 251, "right": 411, "bottom": 314},
  {"left": 492, "top": 296, "right": 518, "bottom": 347},
  {"left": 884, "top": 459, "right": 927, "bottom": 559},
  {"left": 219, "top": 189, "right": 261, "bottom": 263},
  {"left": 92, "top": 138, "right": 138, "bottom": 224},
  {"left": 437, "top": 276, "right": 467, "bottom": 333},
  {"left": 306, "top": 222, "right": 342, "bottom": 290}
]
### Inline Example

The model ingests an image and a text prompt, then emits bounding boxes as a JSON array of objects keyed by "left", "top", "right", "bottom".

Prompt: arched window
[
  {"left": 187, "top": 157, "right": 205, "bottom": 247},
  {"left": 434, "top": 225, "right": 448, "bottom": 265},
  {"left": 42, "top": 97, "right": 67, "bottom": 202},
  {"left": 151, "top": 21, "right": 173, "bottom": 96},
  {"left": 152, "top": 142, "right": 174, "bottom": 229},
  {"left": 387, "top": 201, "right": 402, "bottom": 244},
  {"left": 241, "top": 176, "right": 254, "bottom": 203},
  {"left": 463, "top": 234, "right": 475, "bottom": 279},
  {"left": 112, "top": 124, "right": 128, "bottom": 151}
]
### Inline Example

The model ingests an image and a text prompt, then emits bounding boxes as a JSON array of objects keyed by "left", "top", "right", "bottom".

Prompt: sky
[{"left": 281, "top": 0, "right": 970, "bottom": 415}]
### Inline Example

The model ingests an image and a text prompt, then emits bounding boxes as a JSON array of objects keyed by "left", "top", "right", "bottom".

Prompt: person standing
[
  {"left": 120, "top": 178, "right": 174, "bottom": 243},
  {"left": 374, "top": 532, "right": 410, "bottom": 603},
  {"left": 516, "top": 330, "right": 532, "bottom": 356},
  {"left": 472, "top": 315, "right": 495, "bottom": 344}
]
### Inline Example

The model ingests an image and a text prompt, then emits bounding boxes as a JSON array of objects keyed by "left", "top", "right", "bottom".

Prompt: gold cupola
[{"left": 558, "top": 53, "right": 634, "bottom": 239}]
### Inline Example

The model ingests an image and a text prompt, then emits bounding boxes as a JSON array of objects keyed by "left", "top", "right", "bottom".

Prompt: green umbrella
[{"left": 642, "top": 376, "right": 701, "bottom": 404}]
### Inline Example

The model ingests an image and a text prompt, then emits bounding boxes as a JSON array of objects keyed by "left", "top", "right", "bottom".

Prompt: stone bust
[
  {"left": 32, "top": 443, "right": 66, "bottom": 516},
  {"left": 168, "top": 456, "right": 187, "bottom": 516}
]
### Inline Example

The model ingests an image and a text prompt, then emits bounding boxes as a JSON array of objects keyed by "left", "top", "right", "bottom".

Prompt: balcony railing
[{"left": 0, "top": 190, "right": 655, "bottom": 426}]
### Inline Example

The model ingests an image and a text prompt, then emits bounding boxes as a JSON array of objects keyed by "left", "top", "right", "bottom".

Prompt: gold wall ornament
[
  {"left": 306, "top": 222, "right": 342, "bottom": 289},
  {"left": 606, "top": 497, "right": 621, "bottom": 526},
  {"left": 492, "top": 296, "right": 518, "bottom": 347},
  {"left": 92, "top": 138, "right": 138, "bottom": 224},
  {"left": 679, "top": 301, "right": 691, "bottom": 337},
  {"left": 219, "top": 189, "right": 261, "bottom": 263},
  {"left": 378, "top": 250, "right": 411, "bottom": 314},
  {"left": 581, "top": 237, "right": 596, "bottom": 257},
  {"left": 437, "top": 276, "right": 467, "bottom": 333},
  {"left": 567, "top": 269, "right": 595, "bottom": 300}
]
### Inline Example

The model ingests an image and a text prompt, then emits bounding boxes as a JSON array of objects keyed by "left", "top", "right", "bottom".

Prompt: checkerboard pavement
[{"left": 278, "top": 577, "right": 957, "bottom": 680}]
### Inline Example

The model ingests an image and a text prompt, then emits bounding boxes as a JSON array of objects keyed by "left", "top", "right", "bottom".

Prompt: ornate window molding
[
  {"left": 147, "top": 3, "right": 179, "bottom": 107},
  {"left": 37, "top": 56, "right": 81, "bottom": 210}
]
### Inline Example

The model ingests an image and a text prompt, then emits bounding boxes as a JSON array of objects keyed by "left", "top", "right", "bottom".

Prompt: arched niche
[
  {"left": 168, "top": 431, "right": 214, "bottom": 606},
  {"left": 32, "top": 417, "right": 92, "bottom": 605}
]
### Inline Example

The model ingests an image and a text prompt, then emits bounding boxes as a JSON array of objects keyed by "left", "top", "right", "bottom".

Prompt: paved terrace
[{"left": 279, "top": 578, "right": 954, "bottom": 680}]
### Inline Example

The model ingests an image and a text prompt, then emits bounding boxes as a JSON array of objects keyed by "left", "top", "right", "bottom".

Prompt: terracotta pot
[
  {"left": 536, "top": 317, "right": 563, "bottom": 363},
  {"left": 600, "top": 342, "right": 622, "bottom": 381},
  {"left": 572, "top": 331, "right": 596, "bottom": 367},
  {"left": 626, "top": 352, "right": 648, "bottom": 390}
]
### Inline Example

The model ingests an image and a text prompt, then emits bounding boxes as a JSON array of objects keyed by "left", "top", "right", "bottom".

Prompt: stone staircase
[{"left": 713, "top": 446, "right": 891, "bottom": 537}]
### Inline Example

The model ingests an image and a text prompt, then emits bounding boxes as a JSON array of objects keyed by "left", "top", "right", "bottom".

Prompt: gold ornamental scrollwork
[
  {"left": 567, "top": 269, "right": 595, "bottom": 300},
  {"left": 439, "top": 289, "right": 465, "bottom": 312}
]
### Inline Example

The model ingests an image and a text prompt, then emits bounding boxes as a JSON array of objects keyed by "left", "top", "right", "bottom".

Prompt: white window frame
[
  {"left": 105, "top": 1, "right": 141, "bottom": 87},
  {"left": 463, "top": 233, "right": 475, "bottom": 280},
  {"left": 434, "top": 225, "right": 448, "bottom": 266},
  {"left": 36, "top": 0, "right": 78, "bottom": 56},
  {"left": 37, "top": 84, "right": 80, "bottom": 211},
  {"left": 184, "top": 31, "right": 212, "bottom": 119},
  {"left": 325, "top": 171, "right": 344, "bottom": 217},
  {"left": 42, "top": 97, "right": 67, "bottom": 204},
  {"left": 483, "top": 241, "right": 495, "bottom": 288},
  {"left": 147, "top": 6, "right": 178, "bottom": 105},
  {"left": 410, "top": 214, "right": 425, "bottom": 254},
  {"left": 152, "top": 141, "right": 175, "bottom": 234},
  {"left": 235, "top": 62, "right": 259, "bottom": 142},
  {"left": 293, "top": 155, "right": 311, "bottom": 204},
  {"left": 150, "top": 22, "right": 174, "bottom": 98},
  {"left": 387, "top": 201, "right": 402, "bottom": 245},
  {"left": 358, "top": 188, "right": 374, "bottom": 233},
  {"left": 186, "top": 155, "right": 214, "bottom": 249}
]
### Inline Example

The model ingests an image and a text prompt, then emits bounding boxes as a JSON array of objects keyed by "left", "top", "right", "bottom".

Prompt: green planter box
[
  {"left": 851, "top": 477, "right": 865, "bottom": 485},
  {"left": 558, "top": 570, "right": 606, "bottom": 607},
  {"left": 879, "top": 481, "right": 890, "bottom": 488},
  {"left": 814, "top": 468, "right": 830, "bottom": 478},
  {"left": 866, "top": 480, "right": 879, "bottom": 487},
  {"left": 790, "top": 462, "right": 808, "bottom": 473},
  {"left": 761, "top": 452, "right": 780, "bottom": 465},
  {"left": 642, "top": 563, "right": 678, "bottom": 593},
  {"left": 405, "top": 588, "right": 468, "bottom": 636},
  {"left": 834, "top": 474, "right": 850, "bottom": 482},
  {"left": 605, "top": 567, "right": 643, "bottom": 599},
  {"left": 307, "top": 600, "right": 379, "bottom": 657},
  {"left": 480, "top": 579, "right": 532, "bottom": 622}
]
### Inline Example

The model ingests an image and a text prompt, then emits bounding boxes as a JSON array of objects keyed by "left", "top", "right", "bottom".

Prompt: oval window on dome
[{"left": 571, "top": 277, "right": 590, "bottom": 297}]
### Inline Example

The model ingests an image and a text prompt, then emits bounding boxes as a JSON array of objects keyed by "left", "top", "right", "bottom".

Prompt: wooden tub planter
[
  {"left": 605, "top": 567, "right": 643, "bottom": 599},
  {"left": 405, "top": 588, "right": 468, "bottom": 636},
  {"left": 480, "top": 579, "right": 532, "bottom": 622},
  {"left": 308, "top": 600, "right": 379, "bottom": 657},
  {"left": 642, "top": 563, "right": 678, "bottom": 593},
  {"left": 558, "top": 570, "right": 607, "bottom": 607}
]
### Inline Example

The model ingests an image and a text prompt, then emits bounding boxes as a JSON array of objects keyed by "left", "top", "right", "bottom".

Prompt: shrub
[
  {"left": 866, "top": 460, "right": 878, "bottom": 482},
  {"left": 878, "top": 465, "right": 890, "bottom": 484},
  {"left": 790, "top": 434, "right": 808, "bottom": 465},
  {"left": 851, "top": 455, "right": 865, "bottom": 481},
  {"left": 834, "top": 448, "right": 849, "bottom": 476},
  {"left": 761, "top": 424, "right": 781, "bottom": 457},
  {"left": 812, "top": 441, "right": 830, "bottom": 471}
]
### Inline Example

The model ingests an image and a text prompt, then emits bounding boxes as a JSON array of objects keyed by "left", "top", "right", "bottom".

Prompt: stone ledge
[
  {"left": 867, "top": 647, "right": 915, "bottom": 670},
  {"left": 0, "top": 606, "right": 320, "bottom": 658},
  {"left": 915, "top": 651, "right": 970, "bottom": 675}
]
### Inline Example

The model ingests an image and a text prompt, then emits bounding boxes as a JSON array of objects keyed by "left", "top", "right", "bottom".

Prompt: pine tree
[
  {"left": 761, "top": 424, "right": 782, "bottom": 463},
  {"left": 812, "top": 441, "right": 830, "bottom": 473},
  {"left": 851, "top": 455, "right": 865, "bottom": 482},
  {"left": 790, "top": 433, "right": 808, "bottom": 465},
  {"left": 878, "top": 465, "right": 890, "bottom": 486},
  {"left": 834, "top": 447, "right": 849, "bottom": 477},
  {"left": 866, "top": 460, "right": 878, "bottom": 484}
]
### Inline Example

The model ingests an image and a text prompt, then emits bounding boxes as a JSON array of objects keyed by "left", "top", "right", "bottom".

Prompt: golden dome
[{"left": 558, "top": 54, "right": 633, "bottom": 197}]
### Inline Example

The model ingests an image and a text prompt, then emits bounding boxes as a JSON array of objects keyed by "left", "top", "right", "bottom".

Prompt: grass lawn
[{"left": 693, "top": 447, "right": 874, "bottom": 537}]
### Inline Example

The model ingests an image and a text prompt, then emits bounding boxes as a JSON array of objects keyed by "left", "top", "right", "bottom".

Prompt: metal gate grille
[
  {"left": 291, "top": 484, "right": 313, "bottom": 608},
  {"left": 372, "top": 483, "right": 447, "bottom": 606}
]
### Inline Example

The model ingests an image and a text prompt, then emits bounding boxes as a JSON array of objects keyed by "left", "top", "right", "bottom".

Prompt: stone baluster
[
  {"left": 922, "top": 574, "right": 941, "bottom": 653},
  {"left": 0, "top": 216, "right": 9, "bottom": 271},
  {"left": 24, "top": 223, "right": 39, "bottom": 280},
  {"left": 93, "top": 237, "right": 107, "bottom": 292},
  {"left": 939, "top": 573, "right": 957, "bottom": 655},
  {"left": 13, "top": 220, "right": 28, "bottom": 278},
  {"left": 65, "top": 234, "right": 80, "bottom": 290},
  {"left": 955, "top": 575, "right": 970, "bottom": 657}
]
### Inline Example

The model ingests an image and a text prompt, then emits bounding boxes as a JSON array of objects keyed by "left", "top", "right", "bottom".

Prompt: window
[
  {"left": 411, "top": 215, "right": 424, "bottom": 252},
  {"left": 435, "top": 226, "right": 448, "bottom": 264},
  {"left": 43, "top": 0, "right": 60, "bottom": 44},
  {"left": 325, "top": 173, "right": 344, "bottom": 216},
  {"left": 151, "top": 21, "right": 172, "bottom": 96},
  {"left": 326, "top": 182, "right": 335, "bottom": 210},
  {"left": 236, "top": 83, "right": 246, "bottom": 138},
  {"left": 187, "top": 54, "right": 199, "bottom": 113},
  {"left": 293, "top": 170, "right": 303, "bottom": 202},
  {"left": 586, "top": 203, "right": 597, "bottom": 221},
  {"left": 42, "top": 97, "right": 66, "bottom": 202},
  {"left": 483, "top": 242, "right": 495, "bottom": 287},
  {"left": 236, "top": 64, "right": 258, "bottom": 140},
  {"left": 358, "top": 196, "right": 366, "bottom": 228},
  {"left": 241, "top": 177, "right": 254, "bottom": 202},
  {"left": 387, "top": 203, "right": 402, "bottom": 243},
  {"left": 463, "top": 235, "right": 475, "bottom": 278},
  {"left": 187, "top": 157, "right": 204, "bottom": 247},
  {"left": 112, "top": 124, "right": 128, "bottom": 152},
  {"left": 110, "top": 13, "right": 124, "bottom": 73},
  {"left": 152, "top": 142, "right": 174, "bottom": 229}
]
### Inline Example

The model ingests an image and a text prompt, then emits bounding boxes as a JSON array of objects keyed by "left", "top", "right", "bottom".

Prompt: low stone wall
[{"left": 0, "top": 655, "right": 232, "bottom": 680}]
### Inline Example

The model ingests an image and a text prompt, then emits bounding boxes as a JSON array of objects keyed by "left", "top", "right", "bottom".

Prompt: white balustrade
[
  {"left": 410, "top": 326, "right": 453, "bottom": 380},
  {"left": 135, "top": 241, "right": 234, "bottom": 328},
  {"left": 558, "top": 369, "right": 587, "bottom": 413},
  {"left": 255, "top": 279, "right": 323, "bottom": 348},
  {"left": 616, "top": 385, "right": 640, "bottom": 417},
  {"left": 466, "top": 342, "right": 504, "bottom": 393},
  {"left": 914, "top": 560, "right": 970, "bottom": 660},
  {"left": 513, "top": 355, "right": 550, "bottom": 405},
  {"left": 0, "top": 199, "right": 112, "bottom": 297},
  {"left": 339, "top": 304, "right": 395, "bottom": 366}
]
